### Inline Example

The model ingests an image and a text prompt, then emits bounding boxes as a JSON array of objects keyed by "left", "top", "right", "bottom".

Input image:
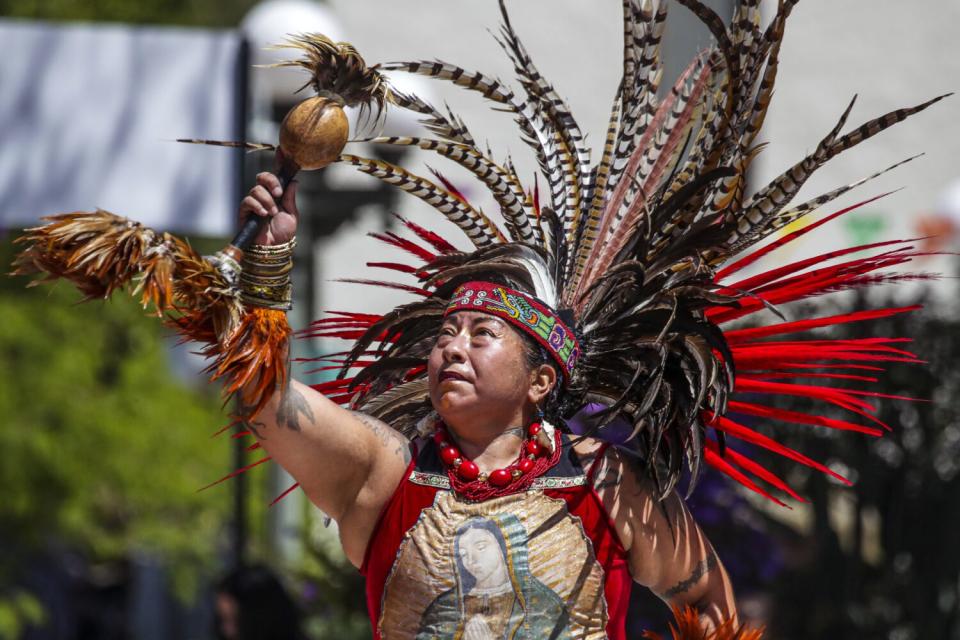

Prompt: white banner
[{"left": 0, "top": 20, "right": 242, "bottom": 236}]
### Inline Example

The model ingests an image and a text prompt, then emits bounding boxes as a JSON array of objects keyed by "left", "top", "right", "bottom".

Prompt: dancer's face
[{"left": 428, "top": 311, "right": 553, "bottom": 431}]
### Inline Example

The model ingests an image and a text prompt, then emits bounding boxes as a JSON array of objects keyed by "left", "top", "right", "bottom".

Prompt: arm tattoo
[
  {"left": 276, "top": 384, "right": 315, "bottom": 432},
  {"left": 350, "top": 411, "right": 412, "bottom": 464},
  {"left": 236, "top": 354, "right": 313, "bottom": 436},
  {"left": 663, "top": 552, "right": 718, "bottom": 599},
  {"left": 275, "top": 353, "right": 313, "bottom": 432}
]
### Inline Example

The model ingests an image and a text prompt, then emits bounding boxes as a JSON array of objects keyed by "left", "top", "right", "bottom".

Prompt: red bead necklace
[{"left": 434, "top": 420, "right": 562, "bottom": 500}]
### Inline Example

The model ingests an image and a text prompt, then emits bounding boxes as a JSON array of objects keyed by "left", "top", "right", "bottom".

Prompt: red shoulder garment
[{"left": 362, "top": 435, "right": 630, "bottom": 639}]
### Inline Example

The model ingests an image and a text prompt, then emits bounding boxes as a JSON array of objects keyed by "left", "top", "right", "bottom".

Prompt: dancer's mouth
[{"left": 439, "top": 370, "right": 469, "bottom": 383}]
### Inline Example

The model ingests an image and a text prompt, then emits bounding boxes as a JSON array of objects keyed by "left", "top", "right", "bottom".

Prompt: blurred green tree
[
  {"left": 0, "top": 0, "right": 273, "bottom": 633},
  {"left": 293, "top": 509, "right": 370, "bottom": 640},
  {"left": 0, "top": 234, "right": 234, "bottom": 635},
  {"left": 0, "top": 1, "right": 373, "bottom": 635}
]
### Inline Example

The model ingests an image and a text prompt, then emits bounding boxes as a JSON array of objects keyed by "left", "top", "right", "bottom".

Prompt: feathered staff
[{"left": 12, "top": 34, "right": 391, "bottom": 416}]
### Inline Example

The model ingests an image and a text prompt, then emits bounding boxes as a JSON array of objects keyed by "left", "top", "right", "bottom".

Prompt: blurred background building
[{"left": 1, "top": 0, "right": 959, "bottom": 638}]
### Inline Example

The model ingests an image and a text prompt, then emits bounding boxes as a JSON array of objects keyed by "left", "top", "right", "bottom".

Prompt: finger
[
  {"left": 256, "top": 171, "right": 283, "bottom": 199},
  {"left": 240, "top": 195, "right": 269, "bottom": 219},
  {"left": 251, "top": 185, "right": 278, "bottom": 214},
  {"left": 281, "top": 179, "right": 299, "bottom": 219}
]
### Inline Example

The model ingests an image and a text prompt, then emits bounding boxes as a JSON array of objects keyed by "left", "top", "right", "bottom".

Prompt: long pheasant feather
[
  {"left": 494, "top": 0, "right": 591, "bottom": 247},
  {"left": 732, "top": 94, "right": 949, "bottom": 246},
  {"left": 360, "top": 135, "right": 537, "bottom": 245},
  {"left": 378, "top": 60, "right": 567, "bottom": 221},
  {"left": 338, "top": 153, "right": 504, "bottom": 247}
]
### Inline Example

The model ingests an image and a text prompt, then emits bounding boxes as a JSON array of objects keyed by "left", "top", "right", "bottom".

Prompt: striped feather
[
  {"left": 388, "top": 89, "right": 476, "bottom": 146},
  {"left": 661, "top": 78, "right": 725, "bottom": 201},
  {"left": 494, "top": 0, "right": 592, "bottom": 247},
  {"left": 584, "top": 68, "right": 710, "bottom": 286},
  {"left": 566, "top": 89, "right": 623, "bottom": 299},
  {"left": 672, "top": 0, "right": 740, "bottom": 140},
  {"left": 726, "top": 154, "right": 922, "bottom": 252},
  {"left": 377, "top": 60, "right": 567, "bottom": 219},
  {"left": 609, "top": 1, "right": 668, "bottom": 191},
  {"left": 176, "top": 138, "right": 276, "bottom": 152},
  {"left": 360, "top": 135, "right": 537, "bottom": 245},
  {"left": 732, "top": 94, "right": 949, "bottom": 247},
  {"left": 577, "top": 58, "right": 712, "bottom": 295},
  {"left": 338, "top": 153, "right": 504, "bottom": 247}
]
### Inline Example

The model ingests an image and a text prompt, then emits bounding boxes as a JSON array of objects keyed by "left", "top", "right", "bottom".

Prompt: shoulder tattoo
[
  {"left": 275, "top": 353, "right": 314, "bottom": 432},
  {"left": 350, "top": 411, "right": 412, "bottom": 465},
  {"left": 589, "top": 447, "right": 635, "bottom": 493}
]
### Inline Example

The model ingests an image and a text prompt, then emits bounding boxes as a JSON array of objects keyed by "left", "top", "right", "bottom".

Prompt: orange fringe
[
  {"left": 13, "top": 211, "right": 238, "bottom": 318},
  {"left": 168, "top": 308, "right": 291, "bottom": 418},
  {"left": 213, "top": 307, "right": 291, "bottom": 417},
  {"left": 14, "top": 210, "right": 172, "bottom": 305},
  {"left": 13, "top": 210, "right": 285, "bottom": 416},
  {"left": 643, "top": 606, "right": 764, "bottom": 640}
]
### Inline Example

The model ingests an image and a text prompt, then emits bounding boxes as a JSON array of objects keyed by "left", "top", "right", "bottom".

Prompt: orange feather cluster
[
  {"left": 13, "top": 210, "right": 288, "bottom": 418},
  {"left": 211, "top": 307, "right": 290, "bottom": 417},
  {"left": 642, "top": 606, "right": 764, "bottom": 640}
]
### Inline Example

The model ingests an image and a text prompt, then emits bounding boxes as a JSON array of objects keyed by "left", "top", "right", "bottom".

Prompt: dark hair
[
  {"left": 518, "top": 334, "right": 565, "bottom": 426},
  {"left": 215, "top": 565, "right": 305, "bottom": 640}
]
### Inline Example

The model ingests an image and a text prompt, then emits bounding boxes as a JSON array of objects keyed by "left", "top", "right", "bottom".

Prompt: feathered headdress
[
  {"left": 11, "top": 1, "right": 947, "bottom": 505},
  {"left": 302, "top": 0, "right": 948, "bottom": 502}
]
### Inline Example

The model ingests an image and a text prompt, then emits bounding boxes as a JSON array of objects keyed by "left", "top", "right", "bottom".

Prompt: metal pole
[{"left": 231, "top": 35, "right": 251, "bottom": 572}]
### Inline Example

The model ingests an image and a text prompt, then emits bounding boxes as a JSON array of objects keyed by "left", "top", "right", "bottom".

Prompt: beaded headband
[{"left": 444, "top": 281, "right": 580, "bottom": 382}]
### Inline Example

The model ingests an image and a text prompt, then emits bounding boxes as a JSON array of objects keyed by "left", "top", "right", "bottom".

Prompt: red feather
[
  {"left": 428, "top": 168, "right": 472, "bottom": 206},
  {"left": 393, "top": 213, "right": 458, "bottom": 254},
  {"left": 721, "top": 445, "right": 806, "bottom": 503},
  {"left": 705, "top": 443, "right": 786, "bottom": 506},
  {"left": 369, "top": 231, "right": 437, "bottom": 263},
  {"left": 723, "top": 306, "right": 921, "bottom": 343},
  {"left": 719, "top": 239, "right": 920, "bottom": 295},
  {"left": 334, "top": 278, "right": 432, "bottom": 297},
  {"left": 199, "top": 456, "right": 272, "bottom": 491},
  {"left": 727, "top": 400, "right": 882, "bottom": 436},
  {"left": 270, "top": 482, "right": 301, "bottom": 507},
  {"left": 709, "top": 415, "right": 850, "bottom": 485},
  {"left": 716, "top": 192, "right": 895, "bottom": 280}
]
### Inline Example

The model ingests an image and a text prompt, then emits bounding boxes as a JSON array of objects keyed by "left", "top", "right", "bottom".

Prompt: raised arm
[
  {"left": 238, "top": 378, "right": 409, "bottom": 565},
  {"left": 589, "top": 445, "right": 737, "bottom": 632},
  {"left": 236, "top": 171, "right": 410, "bottom": 567}
]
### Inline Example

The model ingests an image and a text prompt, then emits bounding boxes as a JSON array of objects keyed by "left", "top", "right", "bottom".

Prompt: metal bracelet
[{"left": 240, "top": 238, "right": 295, "bottom": 310}]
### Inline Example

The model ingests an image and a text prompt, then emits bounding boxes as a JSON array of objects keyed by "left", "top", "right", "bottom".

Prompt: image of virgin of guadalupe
[{"left": 416, "top": 514, "right": 571, "bottom": 640}]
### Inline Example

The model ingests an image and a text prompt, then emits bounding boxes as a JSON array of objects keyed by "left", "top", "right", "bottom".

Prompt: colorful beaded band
[
  {"left": 444, "top": 281, "right": 580, "bottom": 381},
  {"left": 239, "top": 238, "right": 296, "bottom": 310}
]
